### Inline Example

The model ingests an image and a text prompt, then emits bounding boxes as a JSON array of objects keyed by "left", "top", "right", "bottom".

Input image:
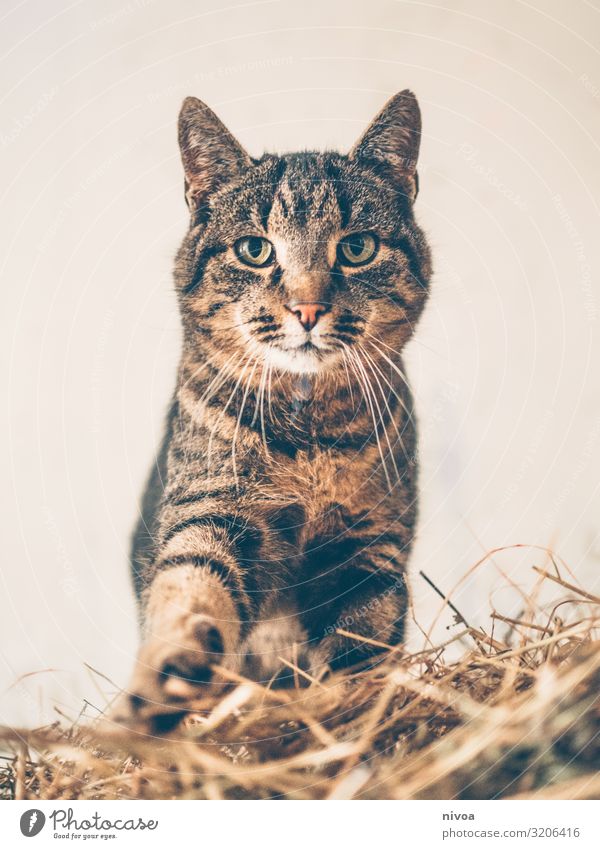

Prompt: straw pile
[{"left": 2, "top": 547, "right": 599, "bottom": 800}]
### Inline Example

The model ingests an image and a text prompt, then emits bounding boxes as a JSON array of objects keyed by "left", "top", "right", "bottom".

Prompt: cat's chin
[{"left": 262, "top": 344, "right": 341, "bottom": 376}]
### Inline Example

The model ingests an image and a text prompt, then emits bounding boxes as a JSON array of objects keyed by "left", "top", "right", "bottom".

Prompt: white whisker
[
  {"left": 346, "top": 347, "right": 394, "bottom": 491},
  {"left": 351, "top": 348, "right": 400, "bottom": 484},
  {"left": 231, "top": 358, "right": 260, "bottom": 488},
  {"left": 358, "top": 344, "right": 411, "bottom": 465},
  {"left": 364, "top": 337, "right": 416, "bottom": 428},
  {"left": 340, "top": 347, "right": 356, "bottom": 410}
]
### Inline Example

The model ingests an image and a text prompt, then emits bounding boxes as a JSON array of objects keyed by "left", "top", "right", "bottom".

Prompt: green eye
[
  {"left": 235, "top": 236, "right": 273, "bottom": 267},
  {"left": 338, "top": 233, "right": 378, "bottom": 266}
]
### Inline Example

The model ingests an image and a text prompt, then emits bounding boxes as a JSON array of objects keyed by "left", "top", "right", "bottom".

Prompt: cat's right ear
[{"left": 178, "top": 97, "right": 251, "bottom": 214}]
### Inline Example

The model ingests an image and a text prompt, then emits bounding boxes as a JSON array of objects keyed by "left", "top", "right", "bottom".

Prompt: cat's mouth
[
  {"left": 262, "top": 338, "right": 341, "bottom": 375},
  {"left": 296, "top": 340, "right": 324, "bottom": 354},
  {"left": 236, "top": 306, "right": 356, "bottom": 375}
]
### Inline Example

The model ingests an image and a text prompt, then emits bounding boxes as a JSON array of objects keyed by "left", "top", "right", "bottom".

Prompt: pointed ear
[
  {"left": 178, "top": 97, "right": 251, "bottom": 213},
  {"left": 349, "top": 90, "right": 421, "bottom": 201}
]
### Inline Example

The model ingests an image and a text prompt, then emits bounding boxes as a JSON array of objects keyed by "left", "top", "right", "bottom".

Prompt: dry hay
[{"left": 2, "top": 546, "right": 599, "bottom": 800}]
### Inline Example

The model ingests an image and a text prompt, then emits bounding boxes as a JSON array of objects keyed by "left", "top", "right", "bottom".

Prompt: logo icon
[{"left": 19, "top": 810, "right": 46, "bottom": 837}]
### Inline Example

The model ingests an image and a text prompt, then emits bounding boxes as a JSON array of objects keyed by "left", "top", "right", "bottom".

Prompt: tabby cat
[{"left": 125, "top": 90, "right": 431, "bottom": 727}]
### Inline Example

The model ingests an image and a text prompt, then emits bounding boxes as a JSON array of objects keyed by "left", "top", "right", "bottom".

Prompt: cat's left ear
[
  {"left": 349, "top": 90, "right": 421, "bottom": 202},
  {"left": 178, "top": 97, "right": 251, "bottom": 213}
]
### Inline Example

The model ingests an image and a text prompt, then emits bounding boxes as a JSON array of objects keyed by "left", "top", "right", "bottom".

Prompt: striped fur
[{"left": 125, "top": 91, "right": 432, "bottom": 723}]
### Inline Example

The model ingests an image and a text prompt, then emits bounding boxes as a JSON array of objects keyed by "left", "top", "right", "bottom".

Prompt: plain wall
[{"left": 1, "top": 0, "right": 599, "bottom": 726}]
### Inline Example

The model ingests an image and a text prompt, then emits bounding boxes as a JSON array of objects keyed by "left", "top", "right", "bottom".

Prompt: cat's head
[{"left": 175, "top": 92, "right": 431, "bottom": 376}]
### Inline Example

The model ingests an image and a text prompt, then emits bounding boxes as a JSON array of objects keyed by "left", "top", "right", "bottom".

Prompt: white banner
[{"left": 1, "top": 800, "right": 598, "bottom": 847}]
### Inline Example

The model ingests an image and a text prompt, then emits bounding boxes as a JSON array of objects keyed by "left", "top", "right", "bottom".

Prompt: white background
[{"left": 1, "top": 0, "right": 599, "bottom": 727}]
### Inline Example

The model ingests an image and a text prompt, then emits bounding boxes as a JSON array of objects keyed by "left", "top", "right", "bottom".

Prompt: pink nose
[{"left": 286, "top": 302, "right": 329, "bottom": 331}]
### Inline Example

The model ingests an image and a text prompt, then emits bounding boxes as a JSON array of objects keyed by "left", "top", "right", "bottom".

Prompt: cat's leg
[
  {"left": 127, "top": 564, "right": 241, "bottom": 717},
  {"left": 296, "top": 536, "right": 410, "bottom": 674},
  {"left": 123, "top": 510, "right": 260, "bottom": 727},
  {"left": 240, "top": 540, "right": 411, "bottom": 686}
]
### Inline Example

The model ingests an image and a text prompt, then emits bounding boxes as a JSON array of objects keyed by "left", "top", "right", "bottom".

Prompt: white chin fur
[{"left": 263, "top": 344, "right": 339, "bottom": 375}]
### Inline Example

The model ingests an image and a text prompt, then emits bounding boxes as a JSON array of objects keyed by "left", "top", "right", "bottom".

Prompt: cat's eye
[
  {"left": 338, "top": 233, "right": 378, "bottom": 266},
  {"left": 235, "top": 236, "right": 273, "bottom": 267}
]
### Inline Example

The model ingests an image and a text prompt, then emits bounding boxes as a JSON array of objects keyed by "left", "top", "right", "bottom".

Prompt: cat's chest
[
  {"left": 266, "top": 440, "right": 380, "bottom": 521},
  {"left": 258, "top": 382, "right": 388, "bottom": 510}
]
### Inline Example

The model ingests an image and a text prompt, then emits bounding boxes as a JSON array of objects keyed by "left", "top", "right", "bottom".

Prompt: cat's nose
[{"left": 285, "top": 301, "right": 329, "bottom": 331}]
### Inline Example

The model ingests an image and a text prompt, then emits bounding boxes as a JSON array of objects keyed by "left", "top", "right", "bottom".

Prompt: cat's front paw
[
  {"left": 117, "top": 614, "right": 231, "bottom": 733},
  {"left": 242, "top": 618, "right": 331, "bottom": 687}
]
